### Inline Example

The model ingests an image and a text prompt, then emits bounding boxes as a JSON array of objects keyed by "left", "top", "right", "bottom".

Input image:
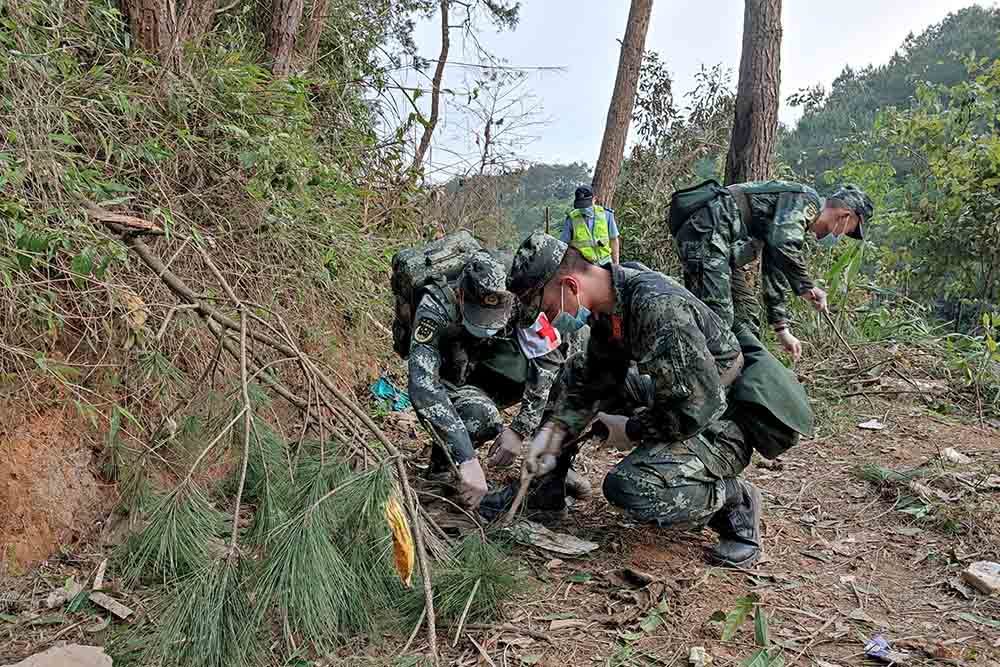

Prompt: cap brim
[{"left": 462, "top": 296, "right": 513, "bottom": 332}]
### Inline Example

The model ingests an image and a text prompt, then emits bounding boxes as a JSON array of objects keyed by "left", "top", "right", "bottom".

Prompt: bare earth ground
[
  {"left": 464, "top": 410, "right": 1000, "bottom": 667},
  {"left": 1, "top": 393, "right": 998, "bottom": 666}
]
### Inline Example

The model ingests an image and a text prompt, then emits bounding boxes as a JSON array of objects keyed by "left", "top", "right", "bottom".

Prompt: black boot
[
  {"left": 708, "top": 479, "right": 762, "bottom": 567},
  {"left": 478, "top": 468, "right": 568, "bottom": 521}
]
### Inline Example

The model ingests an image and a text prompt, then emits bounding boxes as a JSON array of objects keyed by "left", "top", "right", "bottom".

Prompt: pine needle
[
  {"left": 117, "top": 481, "right": 225, "bottom": 586},
  {"left": 150, "top": 557, "right": 260, "bottom": 667},
  {"left": 405, "top": 533, "right": 519, "bottom": 624},
  {"left": 256, "top": 457, "right": 372, "bottom": 650}
]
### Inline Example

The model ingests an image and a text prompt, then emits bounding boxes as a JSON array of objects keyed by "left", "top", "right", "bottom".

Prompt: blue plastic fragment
[
  {"left": 370, "top": 376, "right": 411, "bottom": 411},
  {"left": 864, "top": 635, "right": 891, "bottom": 660}
]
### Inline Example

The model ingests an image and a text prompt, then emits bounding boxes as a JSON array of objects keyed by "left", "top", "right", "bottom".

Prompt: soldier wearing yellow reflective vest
[{"left": 560, "top": 185, "right": 620, "bottom": 266}]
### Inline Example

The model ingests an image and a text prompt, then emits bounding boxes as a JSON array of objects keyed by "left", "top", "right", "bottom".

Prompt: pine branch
[
  {"left": 151, "top": 558, "right": 260, "bottom": 667},
  {"left": 117, "top": 482, "right": 225, "bottom": 586}
]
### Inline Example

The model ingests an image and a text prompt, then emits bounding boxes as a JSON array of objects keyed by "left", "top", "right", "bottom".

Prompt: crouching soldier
[
  {"left": 482, "top": 233, "right": 814, "bottom": 566},
  {"left": 403, "top": 248, "right": 588, "bottom": 509}
]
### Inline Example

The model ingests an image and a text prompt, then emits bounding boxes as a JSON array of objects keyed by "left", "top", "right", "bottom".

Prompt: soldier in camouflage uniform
[
  {"left": 482, "top": 233, "right": 814, "bottom": 566},
  {"left": 408, "top": 250, "right": 567, "bottom": 508},
  {"left": 670, "top": 180, "right": 875, "bottom": 360}
]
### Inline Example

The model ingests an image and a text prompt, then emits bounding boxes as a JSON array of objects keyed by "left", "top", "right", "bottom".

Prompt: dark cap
[
  {"left": 459, "top": 250, "right": 514, "bottom": 335},
  {"left": 573, "top": 184, "right": 594, "bottom": 209},
  {"left": 829, "top": 184, "right": 874, "bottom": 240}
]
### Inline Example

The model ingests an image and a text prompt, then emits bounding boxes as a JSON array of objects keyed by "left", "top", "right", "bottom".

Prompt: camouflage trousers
[
  {"left": 673, "top": 194, "right": 762, "bottom": 338},
  {"left": 601, "top": 419, "right": 752, "bottom": 529},
  {"left": 429, "top": 384, "right": 506, "bottom": 470}
]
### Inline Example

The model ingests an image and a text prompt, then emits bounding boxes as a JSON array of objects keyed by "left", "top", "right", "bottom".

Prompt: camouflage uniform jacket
[
  {"left": 407, "top": 284, "right": 563, "bottom": 464},
  {"left": 737, "top": 180, "right": 823, "bottom": 326},
  {"left": 554, "top": 265, "right": 743, "bottom": 444}
]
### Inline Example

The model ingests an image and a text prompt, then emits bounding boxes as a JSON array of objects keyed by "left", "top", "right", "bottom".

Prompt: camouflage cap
[
  {"left": 829, "top": 184, "right": 874, "bottom": 240},
  {"left": 459, "top": 250, "right": 514, "bottom": 335},
  {"left": 507, "top": 233, "right": 568, "bottom": 325}
]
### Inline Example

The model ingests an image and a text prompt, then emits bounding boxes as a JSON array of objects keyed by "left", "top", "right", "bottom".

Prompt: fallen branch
[{"left": 93, "top": 212, "right": 442, "bottom": 665}]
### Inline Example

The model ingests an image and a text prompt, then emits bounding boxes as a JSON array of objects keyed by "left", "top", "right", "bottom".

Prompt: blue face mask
[
  {"left": 818, "top": 232, "right": 842, "bottom": 249},
  {"left": 551, "top": 283, "right": 590, "bottom": 336}
]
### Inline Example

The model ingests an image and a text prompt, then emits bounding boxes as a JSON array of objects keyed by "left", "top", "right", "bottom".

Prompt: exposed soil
[
  {"left": 422, "top": 405, "right": 1000, "bottom": 667},
  {"left": 0, "top": 401, "right": 106, "bottom": 573},
  {"left": 1, "top": 374, "right": 998, "bottom": 667}
]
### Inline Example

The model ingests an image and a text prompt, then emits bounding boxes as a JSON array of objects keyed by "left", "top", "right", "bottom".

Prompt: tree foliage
[
  {"left": 779, "top": 5, "right": 1000, "bottom": 183},
  {"left": 827, "top": 55, "right": 1000, "bottom": 308}
]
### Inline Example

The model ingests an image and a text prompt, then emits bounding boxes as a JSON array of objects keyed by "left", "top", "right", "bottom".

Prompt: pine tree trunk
[
  {"left": 591, "top": 0, "right": 653, "bottom": 208},
  {"left": 123, "top": 0, "right": 174, "bottom": 57},
  {"left": 180, "top": 0, "right": 217, "bottom": 43},
  {"left": 411, "top": 0, "right": 450, "bottom": 174},
  {"left": 724, "top": 0, "right": 781, "bottom": 185},
  {"left": 299, "top": 0, "right": 329, "bottom": 63},
  {"left": 267, "top": 0, "right": 306, "bottom": 77},
  {"left": 724, "top": 0, "right": 782, "bottom": 337}
]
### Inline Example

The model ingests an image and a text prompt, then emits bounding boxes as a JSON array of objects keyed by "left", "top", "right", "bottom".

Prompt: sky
[{"left": 401, "top": 1, "right": 991, "bottom": 175}]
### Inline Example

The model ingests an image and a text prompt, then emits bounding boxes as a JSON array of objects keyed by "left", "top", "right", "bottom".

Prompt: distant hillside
[
  {"left": 779, "top": 5, "right": 1000, "bottom": 184},
  {"left": 441, "top": 162, "right": 592, "bottom": 242}
]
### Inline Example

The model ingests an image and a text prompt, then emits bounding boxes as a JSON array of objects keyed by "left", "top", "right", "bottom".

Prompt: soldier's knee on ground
[{"left": 602, "top": 450, "right": 723, "bottom": 529}]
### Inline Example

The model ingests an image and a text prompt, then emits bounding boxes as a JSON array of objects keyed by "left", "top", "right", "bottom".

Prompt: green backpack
[{"left": 390, "top": 231, "right": 481, "bottom": 358}]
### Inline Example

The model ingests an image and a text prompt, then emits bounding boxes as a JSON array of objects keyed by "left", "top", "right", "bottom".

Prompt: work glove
[
  {"left": 457, "top": 459, "right": 488, "bottom": 509},
  {"left": 525, "top": 423, "right": 565, "bottom": 476},
  {"left": 801, "top": 287, "right": 828, "bottom": 313},
  {"left": 775, "top": 328, "right": 802, "bottom": 362},
  {"left": 595, "top": 412, "right": 633, "bottom": 451},
  {"left": 486, "top": 427, "right": 523, "bottom": 467}
]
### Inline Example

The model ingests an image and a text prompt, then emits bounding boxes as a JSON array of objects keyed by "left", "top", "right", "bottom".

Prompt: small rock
[
  {"left": 941, "top": 447, "right": 971, "bottom": 465},
  {"left": 688, "top": 646, "right": 711, "bottom": 667},
  {"left": 8, "top": 644, "right": 112, "bottom": 667},
  {"left": 961, "top": 561, "right": 1000, "bottom": 595},
  {"left": 44, "top": 590, "right": 67, "bottom": 610},
  {"left": 858, "top": 419, "right": 886, "bottom": 431}
]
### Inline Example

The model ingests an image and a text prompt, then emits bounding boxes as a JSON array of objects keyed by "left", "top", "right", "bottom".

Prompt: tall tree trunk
[
  {"left": 267, "top": 0, "right": 306, "bottom": 77},
  {"left": 591, "top": 0, "right": 653, "bottom": 208},
  {"left": 124, "top": 0, "right": 174, "bottom": 57},
  {"left": 180, "top": 0, "right": 217, "bottom": 43},
  {"left": 724, "top": 0, "right": 782, "bottom": 337},
  {"left": 724, "top": 0, "right": 781, "bottom": 185},
  {"left": 299, "top": 0, "right": 329, "bottom": 63},
  {"left": 411, "top": 0, "right": 450, "bottom": 175}
]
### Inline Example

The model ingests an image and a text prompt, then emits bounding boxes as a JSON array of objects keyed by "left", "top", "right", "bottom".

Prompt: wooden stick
[
  {"left": 823, "top": 310, "right": 861, "bottom": 369},
  {"left": 452, "top": 577, "right": 481, "bottom": 646}
]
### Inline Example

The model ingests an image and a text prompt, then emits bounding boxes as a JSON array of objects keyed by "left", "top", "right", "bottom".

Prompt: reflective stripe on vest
[{"left": 568, "top": 206, "right": 611, "bottom": 264}]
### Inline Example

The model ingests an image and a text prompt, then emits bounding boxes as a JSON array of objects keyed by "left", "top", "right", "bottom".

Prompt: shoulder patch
[{"left": 413, "top": 318, "right": 440, "bottom": 344}]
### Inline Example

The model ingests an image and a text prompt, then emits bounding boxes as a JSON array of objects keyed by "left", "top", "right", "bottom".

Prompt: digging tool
[{"left": 501, "top": 421, "right": 608, "bottom": 525}]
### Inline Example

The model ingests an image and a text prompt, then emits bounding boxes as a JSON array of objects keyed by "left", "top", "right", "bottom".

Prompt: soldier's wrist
[{"left": 772, "top": 322, "right": 789, "bottom": 333}]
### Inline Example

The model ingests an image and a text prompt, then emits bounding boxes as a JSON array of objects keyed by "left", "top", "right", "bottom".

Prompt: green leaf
[
  {"left": 565, "top": 572, "right": 592, "bottom": 583},
  {"left": 957, "top": 612, "right": 1000, "bottom": 629},
  {"left": 520, "top": 656, "right": 542, "bottom": 665},
  {"left": 0, "top": 614, "right": 18, "bottom": 623},
  {"left": 48, "top": 133, "right": 79, "bottom": 146},
  {"left": 753, "top": 605, "right": 770, "bottom": 647},
  {"left": 721, "top": 593, "right": 758, "bottom": 641},
  {"left": 66, "top": 590, "right": 90, "bottom": 613}
]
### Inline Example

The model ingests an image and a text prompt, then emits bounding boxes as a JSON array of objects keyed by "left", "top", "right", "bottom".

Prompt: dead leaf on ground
[{"left": 507, "top": 520, "right": 598, "bottom": 557}]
